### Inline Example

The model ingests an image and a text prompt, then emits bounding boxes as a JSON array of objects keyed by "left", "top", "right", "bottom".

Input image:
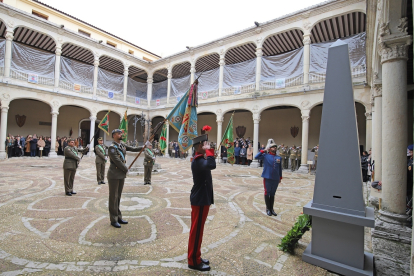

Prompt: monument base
[
  {"left": 48, "top": 152, "right": 58, "bottom": 158},
  {"left": 372, "top": 210, "right": 411, "bottom": 276},
  {"left": 303, "top": 243, "right": 374, "bottom": 276},
  {"left": 0, "top": 151, "right": 7, "bottom": 160},
  {"left": 296, "top": 164, "right": 309, "bottom": 174},
  {"left": 250, "top": 160, "right": 260, "bottom": 168}
]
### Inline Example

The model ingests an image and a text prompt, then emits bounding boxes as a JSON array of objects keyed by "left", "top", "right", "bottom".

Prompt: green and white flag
[
  {"left": 220, "top": 113, "right": 235, "bottom": 165},
  {"left": 159, "top": 123, "right": 167, "bottom": 154},
  {"left": 119, "top": 110, "right": 128, "bottom": 143}
]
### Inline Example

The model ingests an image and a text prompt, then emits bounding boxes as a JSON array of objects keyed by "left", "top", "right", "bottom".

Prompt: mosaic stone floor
[{"left": 0, "top": 156, "right": 349, "bottom": 275}]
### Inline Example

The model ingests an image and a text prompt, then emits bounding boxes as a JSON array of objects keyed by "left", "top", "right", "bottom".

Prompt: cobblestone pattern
[{"left": 0, "top": 156, "right": 338, "bottom": 275}]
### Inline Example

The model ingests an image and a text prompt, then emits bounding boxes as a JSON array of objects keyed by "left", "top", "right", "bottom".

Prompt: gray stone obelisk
[{"left": 302, "top": 40, "right": 374, "bottom": 276}]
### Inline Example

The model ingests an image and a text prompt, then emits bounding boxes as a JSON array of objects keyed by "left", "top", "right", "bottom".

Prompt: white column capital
[
  {"left": 255, "top": 48, "right": 263, "bottom": 57},
  {"left": 167, "top": 72, "right": 172, "bottom": 79},
  {"left": 1, "top": 105, "right": 9, "bottom": 112},
  {"left": 50, "top": 111, "right": 59, "bottom": 116},
  {"left": 124, "top": 68, "right": 129, "bottom": 76},
  {"left": 89, "top": 116, "right": 97, "bottom": 121},
  {"left": 372, "top": 84, "right": 382, "bottom": 98},
  {"left": 147, "top": 77, "right": 153, "bottom": 84},
  {"left": 5, "top": 29, "right": 13, "bottom": 41},
  {"left": 365, "top": 112, "right": 372, "bottom": 120},
  {"left": 216, "top": 117, "right": 223, "bottom": 123},
  {"left": 219, "top": 55, "right": 225, "bottom": 66},
  {"left": 55, "top": 46, "right": 62, "bottom": 56},
  {"left": 301, "top": 115, "right": 310, "bottom": 122},
  {"left": 378, "top": 34, "right": 412, "bottom": 64},
  {"left": 301, "top": 109, "right": 310, "bottom": 117},
  {"left": 303, "top": 34, "right": 311, "bottom": 45},
  {"left": 190, "top": 66, "right": 196, "bottom": 74},
  {"left": 94, "top": 59, "right": 99, "bottom": 67}
]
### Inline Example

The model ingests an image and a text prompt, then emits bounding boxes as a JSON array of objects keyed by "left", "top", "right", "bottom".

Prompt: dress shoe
[
  {"left": 101, "top": 181, "right": 106, "bottom": 184},
  {"left": 98, "top": 182, "right": 101, "bottom": 185},
  {"left": 201, "top": 258, "right": 209, "bottom": 265},
  {"left": 266, "top": 209, "right": 272, "bottom": 216},
  {"left": 65, "top": 192, "right": 72, "bottom": 196},
  {"left": 188, "top": 263, "right": 210, "bottom": 271},
  {"left": 111, "top": 222, "right": 121, "bottom": 228},
  {"left": 71, "top": 191, "right": 77, "bottom": 194},
  {"left": 144, "top": 182, "right": 149, "bottom": 185},
  {"left": 118, "top": 219, "right": 128, "bottom": 224},
  {"left": 269, "top": 196, "right": 277, "bottom": 216}
]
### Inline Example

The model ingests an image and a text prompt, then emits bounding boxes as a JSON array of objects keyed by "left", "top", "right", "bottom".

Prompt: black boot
[
  {"left": 264, "top": 195, "right": 272, "bottom": 216},
  {"left": 269, "top": 196, "right": 277, "bottom": 216}
]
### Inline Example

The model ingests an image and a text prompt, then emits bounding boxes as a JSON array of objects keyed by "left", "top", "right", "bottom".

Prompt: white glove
[
  {"left": 152, "top": 157, "right": 156, "bottom": 160},
  {"left": 105, "top": 157, "right": 108, "bottom": 160}
]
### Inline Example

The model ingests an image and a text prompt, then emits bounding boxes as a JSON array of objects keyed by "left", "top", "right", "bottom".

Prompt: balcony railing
[
  {"left": 126, "top": 95, "right": 148, "bottom": 106},
  {"left": 10, "top": 69, "right": 54, "bottom": 86},
  {"left": 259, "top": 74, "right": 304, "bottom": 91},
  {"left": 97, "top": 89, "right": 123, "bottom": 101},
  {"left": 199, "top": 89, "right": 219, "bottom": 100},
  {"left": 59, "top": 80, "right": 93, "bottom": 94},
  {"left": 310, "top": 66, "right": 366, "bottom": 84},
  {"left": 222, "top": 83, "right": 256, "bottom": 96}
]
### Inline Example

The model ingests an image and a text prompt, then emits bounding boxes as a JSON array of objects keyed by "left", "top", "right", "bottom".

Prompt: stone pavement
[{"left": 0, "top": 156, "right": 367, "bottom": 275}]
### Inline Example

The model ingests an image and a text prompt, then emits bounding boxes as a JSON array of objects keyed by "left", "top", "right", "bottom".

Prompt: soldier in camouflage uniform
[
  {"left": 95, "top": 137, "right": 108, "bottom": 185},
  {"left": 107, "top": 129, "right": 143, "bottom": 228},
  {"left": 290, "top": 145, "right": 297, "bottom": 171},
  {"left": 296, "top": 146, "right": 302, "bottom": 170},
  {"left": 63, "top": 138, "right": 88, "bottom": 196},
  {"left": 284, "top": 145, "right": 290, "bottom": 170},
  {"left": 144, "top": 141, "right": 155, "bottom": 185},
  {"left": 278, "top": 144, "right": 286, "bottom": 169}
]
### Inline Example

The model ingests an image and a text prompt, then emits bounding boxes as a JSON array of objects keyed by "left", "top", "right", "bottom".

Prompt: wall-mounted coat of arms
[
  {"left": 15, "top": 114, "right": 26, "bottom": 127},
  {"left": 290, "top": 126, "right": 299, "bottom": 138}
]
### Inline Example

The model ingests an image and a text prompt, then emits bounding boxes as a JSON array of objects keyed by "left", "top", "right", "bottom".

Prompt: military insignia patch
[
  {"left": 276, "top": 159, "right": 281, "bottom": 163},
  {"left": 110, "top": 148, "right": 115, "bottom": 153}
]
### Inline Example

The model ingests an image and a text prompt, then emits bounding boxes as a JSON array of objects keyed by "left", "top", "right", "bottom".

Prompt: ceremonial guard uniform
[
  {"left": 107, "top": 129, "right": 143, "bottom": 228},
  {"left": 63, "top": 139, "right": 88, "bottom": 196},
  {"left": 255, "top": 139, "right": 282, "bottom": 216},
  {"left": 290, "top": 146, "right": 297, "bottom": 171},
  {"left": 143, "top": 141, "right": 155, "bottom": 185},
  {"left": 188, "top": 134, "right": 215, "bottom": 272},
  {"left": 95, "top": 137, "right": 108, "bottom": 184},
  {"left": 296, "top": 147, "right": 302, "bottom": 170}
]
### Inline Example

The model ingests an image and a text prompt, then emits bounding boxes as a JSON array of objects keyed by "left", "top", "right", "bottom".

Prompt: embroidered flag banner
[
  {"left": 159, "top": 123, "right": 167, "bottom": 154},
  {"left": 98, "top": 110, "right": 110, "bottom": 135},
  {"left": 220, "top": 112, "right": 235, "bottom": 165},
  {"left": 119, "top": 110, "right": 128, "bottom": 142}
]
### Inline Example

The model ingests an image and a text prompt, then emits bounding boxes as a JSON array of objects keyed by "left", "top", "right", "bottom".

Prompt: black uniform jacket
[{"left": 190, "top": 149, "right": 216, "bottom": 206}]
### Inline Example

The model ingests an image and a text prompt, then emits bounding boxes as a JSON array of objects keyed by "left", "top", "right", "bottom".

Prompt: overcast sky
[{"left": 40, "top": 0, "right": 327, "bottom": 57}]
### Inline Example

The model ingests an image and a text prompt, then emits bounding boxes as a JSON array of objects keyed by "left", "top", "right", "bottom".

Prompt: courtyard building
[{"left": 0, "top": 0, "right": 412, "bottom": 275}]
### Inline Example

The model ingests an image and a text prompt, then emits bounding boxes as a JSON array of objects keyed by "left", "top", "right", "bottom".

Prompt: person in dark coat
[
  {"left": 255, "top": 139, "right": 282, "bottom": 216},
  {"left": 14, "top": 136, "right": 23, "bottom": 157},
  {"left": 174, "top": 142, "right": 180, "bottom": 158},
  {"left": 234, "top": 142, "right": 240, "bottom": 165},
  {"left": 361, "top": 151, "right": 369, "bottom": 183},
  {"left": 187, "top": 134, "right": 216, "bottom": 272},
  {"left": 240, "top": 145, "right": 247, "bottom": 165},
  {"left": 44, "top": 137, "right": 51, "bottom": 157},
  {"left": 30, "top": 135, "right": 38, "bottom": 157}
]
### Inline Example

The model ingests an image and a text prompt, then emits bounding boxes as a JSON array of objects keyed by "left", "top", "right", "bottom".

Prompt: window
[
  {"left": 143, "top": 57, "right": 152, "bottom": 62},
  {"left": 32, "top": 10, "right": 48, "bottom": 20},
  {"left": 107, "top": 41, "right": 117, "bottom": 48},
  {"left": 78, "top": 29, "right": 91, "bottom": 37},
  {"left": 128, "top": 50, "right": 134, "bottom": 55}
]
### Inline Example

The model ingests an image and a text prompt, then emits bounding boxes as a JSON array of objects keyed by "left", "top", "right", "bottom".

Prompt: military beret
[
  {"left": 111, "top": 129, "right": 122, "bottom": 136},
  {"left": 67, "top": 138, "right": 76, "bottom": 143},
  {"left": 192, "top": 134, "right": 208, "bottom": 145},
  {"left": 97, "top": 137, "right": 103, "bottom": 141}
]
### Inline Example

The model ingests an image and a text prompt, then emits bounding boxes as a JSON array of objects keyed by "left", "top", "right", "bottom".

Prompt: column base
[
  {"left": 297, "top": 164, "right": 309, "bottom": 174},
  {"left": 372, "top": 210, "right": 411, "bottom": 276},
  {"left": 164, "top": 153, "right": 169, "bottom": 158},
  {"left": 0, "top": 151, "right": 7, "bottom": 160},
  {"left": 48, "top": 152, "right": 58, "bottom": 158},
  {"left": 250, "top": 160, "right": 260, "bottom": 168}
]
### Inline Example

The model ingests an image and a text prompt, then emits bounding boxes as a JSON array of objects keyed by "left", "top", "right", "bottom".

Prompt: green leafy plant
[{"left": 278, "top": 214, "right": 312, "bottom": 254}]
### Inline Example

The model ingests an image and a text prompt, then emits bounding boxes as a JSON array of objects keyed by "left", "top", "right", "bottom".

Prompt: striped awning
[
  {"left": 310, "top": 12, "right": 366, "bottom": 43},
  {"left": 153, "top": 68, "right": 168, "bottom": 83},
  {"left": 13, "top": 26, "right": 56, "bottom": 52},
  {"left": 62, "top": 43, "right": 94, "bottom": 64},
  {"left": 225, "top": 43, "right": 256, "bottom": 65},
  {"left": 196, "top": 53, "right": 220, "bottom": 72},
  {"left": 263, "top": 29, "right": 304, "bottom": 56},
  {"left": 129, "top": 65, "right": 147, "bottom": 82},
  {"left": 99, "top": 55, "right": 124, "bottom": 75},
  {"left": 172, "top": 61, "right": 191, "bottom": 78},
  {"left": 0, "top": 20, "right": 5, "bottom": 38}
]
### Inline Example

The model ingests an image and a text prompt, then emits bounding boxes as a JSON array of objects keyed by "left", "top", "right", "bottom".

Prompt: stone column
[
  {"left": 365, "top": 111, "right": 372, "bottom": 151},
  {"left": 4, "top": 29, "right": 13, "bottom": 78},
  {"left": 218, "top": 54, "right": 225, "bottom": 97},
  {"left": 147, "top": 76, "right": 153, "bottom": 107},
  {"left": 379, "top": 39, "right": 411, "bottom": 215},
  {"left": 298, "top": 109, "right": 310, "bottom": 173},
  {"left": 165, "top": 121, "right": 170, "bottom": 157},
  {"left": 93, "top": 58, "right": 99, "bottom": 98},
  {"left": 49, "top": 110, "right": 59, "bottom": 157},
  {"left": 372, "top": 84, "right": 382, "bottom": 181},
  {"left": 54, "top": 44, "right": 62, "bottom": 89},
  {"left": 167, "top": 67, "right": 172, "bottom": 104},
  {"left": 190, "top": 61, "right": 196, "bottom": 83},
  {"left": 88, "top": 115, "right": 96, "bottom": 157},
  {"left": 216, "top": 115, "right": 223, "bottom": 163},
  {"left": 255, "top": 46, "right": 263, "bottom": 91},
  {"left": 250, "top": 113, "right": 261, "bottom": 168},
  {"left": 303, "top": 34, "right": 311, "bottom": 85},
  {"left": 0, "top": 101, "right": 9, "bottom": 159},
  {"left": 123, "top": 66, "right": 129, "bottom": 102}
]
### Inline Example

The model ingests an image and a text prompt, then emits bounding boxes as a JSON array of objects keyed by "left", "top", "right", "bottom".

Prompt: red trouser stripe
[
  {"left": 263, "top": 178, "right": 267, "bottom": 195},
  {"left": 188, "top": 205, "right": 210, "bottom": 266}
]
